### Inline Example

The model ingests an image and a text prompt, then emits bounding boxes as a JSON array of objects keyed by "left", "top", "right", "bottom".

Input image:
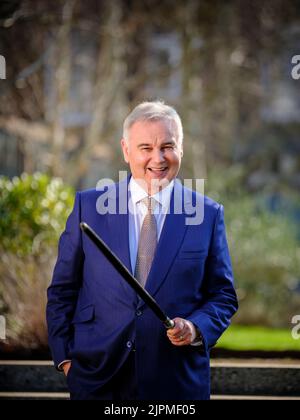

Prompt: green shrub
[
  {"left": 0, "top": 173, "right": 74, "bottom": 349},
  {"left": 0, "top": 172, "right": 74, "bottom": 255}
]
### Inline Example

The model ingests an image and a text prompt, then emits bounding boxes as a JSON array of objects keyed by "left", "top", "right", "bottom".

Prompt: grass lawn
[{"left": 216, "top": 325, "right": 300, "bottom": 351}]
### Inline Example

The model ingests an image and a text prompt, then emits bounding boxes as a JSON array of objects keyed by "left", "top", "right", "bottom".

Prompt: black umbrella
[{"left": 80, "top": 222, "right": 175, "bottom": 329}]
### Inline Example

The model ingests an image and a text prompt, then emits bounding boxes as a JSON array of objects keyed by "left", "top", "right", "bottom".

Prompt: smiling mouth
[{"left": 148, "top": 167, "right": 168, "bottom": 173}]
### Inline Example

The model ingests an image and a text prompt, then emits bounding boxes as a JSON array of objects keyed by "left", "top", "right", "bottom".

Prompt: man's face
[{"left": 121, "top": 119, "right": 183, "bottom": 193}]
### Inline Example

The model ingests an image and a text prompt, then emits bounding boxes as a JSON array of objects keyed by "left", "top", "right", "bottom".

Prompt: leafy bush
[
  {"left": 0, "top": 173, "right": 74, "bottom": 349},
  {"left": 0, "top": 173, "right": 74, "bottom": 255}
]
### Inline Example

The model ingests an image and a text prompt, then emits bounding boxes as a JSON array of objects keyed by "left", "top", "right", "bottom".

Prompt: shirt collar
[{"left": 129, "top": 176, "right": 174, "bottom": 210}]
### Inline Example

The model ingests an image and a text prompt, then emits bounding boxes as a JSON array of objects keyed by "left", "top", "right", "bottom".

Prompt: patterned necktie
[{"left": 134, "top": 197, "right": 158, "bottom": 287}]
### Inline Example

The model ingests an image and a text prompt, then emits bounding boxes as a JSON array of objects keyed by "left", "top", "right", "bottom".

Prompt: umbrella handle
[{"left": 164, "top": 318, "right": 175, "bottom": 329}]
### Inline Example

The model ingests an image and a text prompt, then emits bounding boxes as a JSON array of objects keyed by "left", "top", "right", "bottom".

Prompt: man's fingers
[
  {"left": 169, "top": 333, "right": 192, "bottom": 346},
  {"left": 167, "top": 317, "right": 195, "bottom": 346},
  {"left": 167, "top": 318, "right": 185, "bottom": 337},
  {"left": 170, "top": 332, "right": 192, "bottom": 342},
  {"left": 167, "top": 328, "right": 182, "bottom": 337},
  {"left": 167, "top": 328, "right": 188, "bottom": 339}
]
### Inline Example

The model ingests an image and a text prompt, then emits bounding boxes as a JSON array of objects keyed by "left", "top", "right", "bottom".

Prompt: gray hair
[{"left": 123, "top": 100, "right": 183, "bottom": 145}]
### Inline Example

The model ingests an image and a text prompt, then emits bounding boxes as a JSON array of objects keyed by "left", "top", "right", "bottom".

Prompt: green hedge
[
  {"left": 0, "top": 173, "right": 74, "bottom": 255},
  {"left": 0, "top": 173, "right": 74, "bottom": 348}
]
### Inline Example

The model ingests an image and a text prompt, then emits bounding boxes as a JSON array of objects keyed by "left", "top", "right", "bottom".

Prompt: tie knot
[{"left": 141, "top": 196, "right": 156, "bottom": 213}]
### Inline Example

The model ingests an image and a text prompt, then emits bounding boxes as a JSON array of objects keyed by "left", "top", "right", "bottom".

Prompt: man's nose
[{"left": 151, "top": 149, "right": 165, "bottom": 163}]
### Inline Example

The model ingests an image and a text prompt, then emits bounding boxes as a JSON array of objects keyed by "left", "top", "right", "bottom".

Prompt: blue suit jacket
[{"left": 47, "top": 177, "right": 238, "bottom": 400}]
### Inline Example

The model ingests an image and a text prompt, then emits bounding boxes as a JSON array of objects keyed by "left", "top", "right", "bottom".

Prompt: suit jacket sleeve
[
  {"left": 187, "top": 204, "right": 238, "bottom": 351},
  {"left": 46, "top": 192, "right": 83, "bottom": 368}
]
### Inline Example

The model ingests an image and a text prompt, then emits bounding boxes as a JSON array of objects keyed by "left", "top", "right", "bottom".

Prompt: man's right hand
[{"left": 62, "top": 361, "right": 72, "bottom": 376}]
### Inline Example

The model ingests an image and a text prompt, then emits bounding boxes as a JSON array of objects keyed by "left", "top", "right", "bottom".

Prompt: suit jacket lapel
[{"left": 138, "top": 179, "right": 190, "bottom": 309}]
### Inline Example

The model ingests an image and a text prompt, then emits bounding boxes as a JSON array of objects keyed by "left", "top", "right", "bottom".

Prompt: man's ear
[{"left": 120, "top": 138, "right": 129, "bottom": 163}]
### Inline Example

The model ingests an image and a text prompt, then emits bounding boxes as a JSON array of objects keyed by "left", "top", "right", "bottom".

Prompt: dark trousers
[{"left": 69, "top": 351, "right": 138, "bottom": 400}]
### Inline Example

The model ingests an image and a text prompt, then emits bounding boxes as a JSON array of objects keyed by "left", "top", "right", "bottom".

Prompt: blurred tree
[
  {"left": 0, "top": 0, "right": 299, "bottom": 338},
  {"left": 0, "top": 0, "right": 21, "bottom": 19},
  {"left": 0, "top": 0, "right": 299, "bottom": 190},
  {"left": 206, "top": 165, "right": 300, "bottom": 327}
]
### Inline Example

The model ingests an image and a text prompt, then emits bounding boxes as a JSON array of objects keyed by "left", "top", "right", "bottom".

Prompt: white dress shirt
[{"left": 128, "top": 177, "right": 174, "bottom": 274}]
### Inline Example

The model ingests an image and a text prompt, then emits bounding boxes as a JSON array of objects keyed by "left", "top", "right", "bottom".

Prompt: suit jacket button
[
  {"left": 136, "top": 310, "right": 142, "bottom": 316},
  {"left": 126, "top": 341, "right": 132, "bottom": 348}
]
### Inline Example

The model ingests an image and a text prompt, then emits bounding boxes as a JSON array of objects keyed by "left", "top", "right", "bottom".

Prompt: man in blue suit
[{"left": 47, "top": 101, "right": 238, "bottom": 400}]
